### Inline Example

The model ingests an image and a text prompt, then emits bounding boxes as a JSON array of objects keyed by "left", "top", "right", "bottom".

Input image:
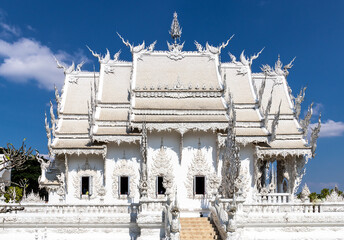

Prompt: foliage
[
  {"left": 309, "top": 192, "right": 318, "bottom": 202},
  {"left": 4, "top": 186, "right": 23, "bottom": 203},
  {"left": 306, "top": 187, "right": 344, "bottom": 202},
  {"left": 318, "top": 188, "right": 330, "bottom": 199},
  {"left": 11, "top": 157, "right": 41, "bottom": 196},
  {"left": 0, "top": 140, "right": 34, "bottom": 172}
]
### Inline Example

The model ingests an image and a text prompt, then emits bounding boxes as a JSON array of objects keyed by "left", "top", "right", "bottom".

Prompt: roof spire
[{"left": 169, "top": 12, "right": 182, "bottom": 44}]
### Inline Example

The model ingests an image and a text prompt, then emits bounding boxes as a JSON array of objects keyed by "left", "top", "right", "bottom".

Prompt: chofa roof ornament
[{"left": 261, "top": 55, "right": 296, "bottom": 77}]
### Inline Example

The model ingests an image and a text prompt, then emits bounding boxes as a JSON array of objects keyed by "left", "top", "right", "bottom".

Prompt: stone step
[{"left": 180, "top": 217, "right": 219, "bottom": 240}]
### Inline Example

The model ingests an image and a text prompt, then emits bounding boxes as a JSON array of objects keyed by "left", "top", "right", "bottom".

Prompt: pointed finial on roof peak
[{"left": 169, "top": 11, "right": 182, "bottom": 44}]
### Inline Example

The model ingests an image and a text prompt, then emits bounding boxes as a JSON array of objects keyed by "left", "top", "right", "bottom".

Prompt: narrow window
[
  {"left": 157, "top": 176, "right": 166, "bottom": 195},
  {"left": 120, "top": 176, "right": 129, "bottom": 195},
  {"left": 82, "top": 176, "right": 90, "bottom": 195},
  {"left": 195, "top": 176, "right": 205, "bottom": 195}
]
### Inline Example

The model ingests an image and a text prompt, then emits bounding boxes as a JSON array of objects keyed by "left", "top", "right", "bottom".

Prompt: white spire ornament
[{"left": 169, "top": 12, "right": 182, "bottom": 44}]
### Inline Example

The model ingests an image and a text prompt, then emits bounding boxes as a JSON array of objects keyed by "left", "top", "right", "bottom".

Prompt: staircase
[{"left": 180, "top": 217, "right": 219, "bottom": 240}]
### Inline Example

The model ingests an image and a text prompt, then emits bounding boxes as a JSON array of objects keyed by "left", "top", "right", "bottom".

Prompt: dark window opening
[
  {"left": 157, "top": 176, "right": 166, "bottom": 195},
  {"left": 82, "top": 176, "right": 90, "bottom": 195},
  {"left": 195, "top": 176, "right": 205, "bottom": 195},
  {"left": 120, "top": 176, "right": 129, "bottom": 195}
]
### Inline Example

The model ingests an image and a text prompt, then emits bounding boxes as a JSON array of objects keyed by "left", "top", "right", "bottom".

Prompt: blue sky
[{"left": 0, "top": 0, "right": 343, "bottom": 192}]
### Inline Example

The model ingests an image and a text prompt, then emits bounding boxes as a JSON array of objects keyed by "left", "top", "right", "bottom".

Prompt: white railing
[
  {"left": 0, "top": 203, "right": 133, "bottom": 215},
  {"left": 256, "top": 193, "right": 291, "bottom": 204},
  {"left": 242, "top": 203, "right": 322, "bottom": 214},
  {"left": 138, "top": 199, "right": 167, "bottom": 212}
]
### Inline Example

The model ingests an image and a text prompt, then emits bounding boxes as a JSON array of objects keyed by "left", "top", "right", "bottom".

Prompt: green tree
[
  {"left": 4, "top": 186, "right": 23, "bottom": 203},
  {"left": 319, "top": 188, "right": 330, "bottom": 199},
  {"left": 309, "top": 192, "right": 318, "bottom": 202}
]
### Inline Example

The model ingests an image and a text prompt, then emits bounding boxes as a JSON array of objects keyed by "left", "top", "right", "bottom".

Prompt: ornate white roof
[{"left": 47, "top": 17, "right": 318, "bottom": 158}]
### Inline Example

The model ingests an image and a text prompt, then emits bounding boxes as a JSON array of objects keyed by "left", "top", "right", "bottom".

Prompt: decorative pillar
[
  {"left": 104, "top": 152, "right": 107, "bottom": 186},
  {"left": 64, "top": 154, "right": 68, "bottom": 194},
  {"left": 179, "top": 134, "right": 183, "bottom": 164},
  {"left": 277, "top": 160, "right": 285, "bottom": 193},
  {"left": 215, "top": 133, "right": 220, "bottom": 173}
]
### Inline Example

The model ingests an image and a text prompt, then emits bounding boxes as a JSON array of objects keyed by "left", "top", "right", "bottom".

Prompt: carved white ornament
[
  {"left": 92, "top": 135, "right": 140, "bottom": 145},
  {"left": 167, "top": 42, "right": 185, "bottom": 61},
  {"left": 134, "top": 90, "right": 222, "bottom": 98},
  {"left": 235, "top": 165, "right": 250, "bottom": 199},
  {"left": 72, "top": 162, "right": 103, "bottom": 199},
  {"left": 185, "top": 148, "right": 219, "bottom": 198},
  {"left": 218, "top": 135, "right": 268, "bottom": 148},
  {"left": 112, "top": 159, "right": 138, "bottom": 198},
  {"left": 148, "top": 146, "right": 174, "bottom": 198},
  {"left": 326, "top": 191, "right": 344, "bottom": 202},
  {"left": 256, "top": 148, "right": 312, "bottom": 159},
  {"left": 52, "top": 147, "right": 107, "bottom": 159},
  {"left": 133, "top": 122, "right": 228, "bottom": 136},
  {"left": 21, "top": 191, "right": 45, "bottom": 203}
]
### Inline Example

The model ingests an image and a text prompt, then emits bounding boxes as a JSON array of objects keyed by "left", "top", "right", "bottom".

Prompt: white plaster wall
[
  {"left": 0, "top": 228, "right": 133, "bottom": 240},
  {"left": 239, "top": 144, "right": 256, "bottom": 202},
  {"left": 147, "top": 130, "right": 217, "bottom": 210},
  {"left": 104, "top": 142, "right": 141, "bottom": 203},
  {"left": 60, "top": 133, "right": 256, "bottom": 206},
  {"left": 217, "top": 143, "right": 255, "bottom": 202},
  {"left": 64, "top": 154, "right": 104, "bottom": 204}
]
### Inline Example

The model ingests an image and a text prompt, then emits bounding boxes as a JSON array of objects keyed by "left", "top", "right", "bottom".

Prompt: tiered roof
[{"left": 46, "top": 14, "right": 319, "bottom": 160}]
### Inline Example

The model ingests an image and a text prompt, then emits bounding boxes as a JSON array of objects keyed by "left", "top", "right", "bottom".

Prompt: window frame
[
  {"left": 119, "top": 175, "right": 130, "bottom": 196},
  {"left": 194, "top": 175, "right": 206, "bottom": 196},
  {"left": 156, "top": 176, "right": 166, "bottom": 196}
]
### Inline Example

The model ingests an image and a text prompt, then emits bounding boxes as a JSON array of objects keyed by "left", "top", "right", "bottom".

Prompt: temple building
[{"left": 1, "top": 13, "right": 344, "bottom": 240}]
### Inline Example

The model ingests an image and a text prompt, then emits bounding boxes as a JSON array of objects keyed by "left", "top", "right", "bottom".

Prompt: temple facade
[{"left": 1, "top": 13, "right": 344, "bottom": 240}]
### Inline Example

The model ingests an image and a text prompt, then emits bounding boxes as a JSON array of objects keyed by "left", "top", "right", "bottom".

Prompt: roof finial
[{"left": 169, "top": 12, "right": 182, "bottom": 44}]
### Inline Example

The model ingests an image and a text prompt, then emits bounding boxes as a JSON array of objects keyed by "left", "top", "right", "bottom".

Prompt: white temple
[{"left": 1, "top": 13, "right": 344, "bottom": 240}]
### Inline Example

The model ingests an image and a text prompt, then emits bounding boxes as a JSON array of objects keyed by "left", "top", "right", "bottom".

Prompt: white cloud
[
  {"left": 310, "top": 119, "right": 344, "bottom": 138},
  {"left": 0, "top": 22, "right": 20, "bottom": 36},
  {"left": 312, "top": 103, "right": 323, "bottom": 116},
  {"left": 0, "top": 38, "right": 65, "bottom": 89},
  {"left": 0, "top": 38, "right": 88, "bottom": 90}
]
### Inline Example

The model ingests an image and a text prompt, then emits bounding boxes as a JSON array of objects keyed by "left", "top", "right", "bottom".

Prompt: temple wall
[
  {"left": 146, "top": 130, "right": 217, "bottom": 210},
  {"left": 104, "top": 143, "right": 141, "bottom": 203},
  {"left": 238, "top": 144, "right": 256, "bottom": 202},
  {"left": 64, "top": 154, "right": 104, "bottom": 204},
  {"left": 217, "top": 143, "right": 256, "bottom": 202}
]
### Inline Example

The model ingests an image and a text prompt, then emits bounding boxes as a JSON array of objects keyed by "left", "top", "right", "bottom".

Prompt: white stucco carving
[
  {"left": 148, "top": 145, "right": 175, "bottom": 198},
  {"left": 72, "top": 160, "right": 103, "bottom": 199},
  {"left": 112, "top": 159, "right": 138, "bottom": 199},
  {"left": 185, "top": 147, "right": 219, "bottom": 198}
]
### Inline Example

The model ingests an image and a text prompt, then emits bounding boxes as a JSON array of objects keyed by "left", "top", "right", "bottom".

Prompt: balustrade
[
  {"left": 139, "top": 199, "right": 166, "bottom": 212},
  {"left": 0, "top": 203, "right": 132, "bottom": 215},
  {"left": 256, "top": 193, "right": 290, "bottom": 203}
]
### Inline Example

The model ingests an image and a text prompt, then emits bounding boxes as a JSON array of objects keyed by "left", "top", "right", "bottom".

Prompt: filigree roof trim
[
  {"left": 137, "top": 50, "right": 219, "bottom": 56},
  {"left": 58, "top": 115, "right": 89, "bottom": 120},
  {"left": 133, "top": 109, "right": 226, "bottom": 116},
  {"left": 255, "top": 148, "right": 312, "bottom": 159},
  {"left": 218, "top": 135, "right": 268, "bottom": 148},
  {"left": 132, "top": 122, "right": 228, "bottom": 135},
  {"left": 95, "top": 121, "right": 128, "bottom": 127},
  {"left": 102, "top": 60, "right": 132, "bottom": 65},
  {"left": 275, "top": 134, "right": 303, "bottom": 140},
  {"left": 93, "top": 135, "right": 140, "bottom": 144},
  {"left": 134, "top": 91, "right": 222, "bottom": 98},
  {"left": 52, "top": 148, "right": 107, "bottom": 158}
]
